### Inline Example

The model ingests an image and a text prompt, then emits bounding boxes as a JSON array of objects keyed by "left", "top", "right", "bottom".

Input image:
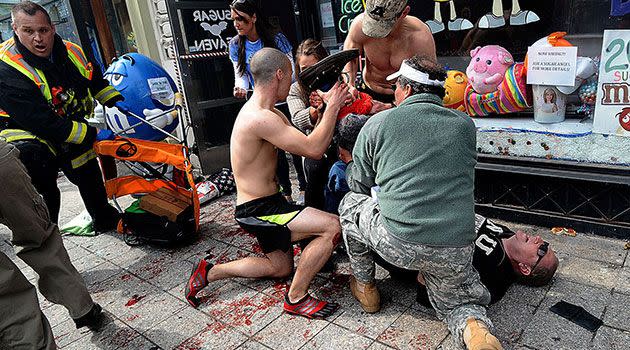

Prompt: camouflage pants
[{"left": 339, "top": 192, "right": 492, "bottom": 347}]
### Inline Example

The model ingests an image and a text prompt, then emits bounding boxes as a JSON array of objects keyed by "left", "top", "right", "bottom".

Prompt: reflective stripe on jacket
[{"left": 0, "top": 38, "right": 100, "bottom": 168}]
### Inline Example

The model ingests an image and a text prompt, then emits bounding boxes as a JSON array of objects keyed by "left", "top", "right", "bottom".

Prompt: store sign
[
  {"left": 331, "top": 0, "right": 365, "bottom": 42},
  {"left": 526, "top": 46, "right": 577, "bottom": 86},
  {"left": 593, "top": 30, "right": 630, "bottom": 137},
  {"left": 179, "top": 7, "right": 237, "bottom": 55}
]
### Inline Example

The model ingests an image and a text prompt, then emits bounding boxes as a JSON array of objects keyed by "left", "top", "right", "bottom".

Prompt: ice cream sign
[{"left": 332, "top": 0, "right": 365, "bottom": 42}]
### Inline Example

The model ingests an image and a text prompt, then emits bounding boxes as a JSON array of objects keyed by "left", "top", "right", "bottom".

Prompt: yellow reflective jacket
[{"left": 0, "top": 37, "right": 120, "bottom": 168}]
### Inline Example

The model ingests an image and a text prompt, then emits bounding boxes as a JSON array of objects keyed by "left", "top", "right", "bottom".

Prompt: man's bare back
[
  {"left": 344, "top": 13, "right": 436, "bottom": 95},
  {"left": 230, "top": 104, "right": 291, "bottom": 205},
  {"left": 230, "top": 83, "right": 349, "bottom": 205}
]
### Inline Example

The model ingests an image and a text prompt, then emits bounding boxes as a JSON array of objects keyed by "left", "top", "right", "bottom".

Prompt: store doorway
[{"left": 167, "top": 0, "right": 301, "bottom": 174}]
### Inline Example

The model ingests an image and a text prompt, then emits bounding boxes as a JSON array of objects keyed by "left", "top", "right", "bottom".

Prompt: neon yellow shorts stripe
[{"left": 257, "top": 211, "right": 300, "bottom": 225}]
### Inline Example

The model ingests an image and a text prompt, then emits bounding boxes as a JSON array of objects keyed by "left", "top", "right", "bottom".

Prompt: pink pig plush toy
[
  {"left": 464, "top": 45, "right": 531, "bottom": 116},
  {"left": 466, "top": 45, "right": 513, "bottom": 94}
]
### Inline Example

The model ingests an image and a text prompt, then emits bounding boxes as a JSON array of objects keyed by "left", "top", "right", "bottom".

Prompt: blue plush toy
[{"left": 104, "top": 53, "right": 180, "bottom": 141}]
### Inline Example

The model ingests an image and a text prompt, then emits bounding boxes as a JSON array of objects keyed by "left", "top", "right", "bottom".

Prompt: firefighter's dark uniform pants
[
  {"left": 0, "top": 140, "right": 94, "bottom": 349},
  {"left": 12, "top": 140, "right": 116, "bottom": 227}
]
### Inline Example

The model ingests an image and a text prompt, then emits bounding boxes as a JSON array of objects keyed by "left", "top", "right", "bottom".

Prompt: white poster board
[
  {"left": 320, "top": 2, "right": 334, "bottom": 28},
  {"left": 148, "top": 77, "right": 174, "bottom": 100},
  {"left": 593, "top": 30, "right": 630, "bottom": 137},
  {"left": 526, "top": 46, "right": 577, "bottom": 86}
]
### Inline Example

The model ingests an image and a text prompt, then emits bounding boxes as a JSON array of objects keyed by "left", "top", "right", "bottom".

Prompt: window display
[
  {"left": 0, "top": 0, "right": 79, "bottom": 43},
  {"left": 593, "top": 29, "right": 630, "bottom": 137},
  {"left": 315, "top": 0, "right": 630, "bottom": 165}
]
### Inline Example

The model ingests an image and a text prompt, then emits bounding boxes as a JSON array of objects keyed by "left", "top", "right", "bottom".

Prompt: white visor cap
[{"left": 386, "top": 62, "right": 445, "bottom": 87}]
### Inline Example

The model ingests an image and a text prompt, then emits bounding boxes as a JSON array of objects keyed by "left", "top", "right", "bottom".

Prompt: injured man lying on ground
[
  {"left": 331, "top": 109, "right": 560, "bottom": 307},
  {"left": 377, "top": 215, "right": 560, "bottom": 306}
]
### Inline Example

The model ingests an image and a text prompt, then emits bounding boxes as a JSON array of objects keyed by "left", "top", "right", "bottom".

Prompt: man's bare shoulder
[
  {"left": 404, "top": 15, "right": 432, "bottom": 37},
  {"left": 235, "top": 105, "right": 288, "bottom": 143},
  {"left": 403, "top": 16, "right": 436, "bottom": 57},
  {"left": 236, "top": 105, "right": 279, "bottom": 129},
  {"left": 346, "top": 14, "right": 369, "bottom": 45}
]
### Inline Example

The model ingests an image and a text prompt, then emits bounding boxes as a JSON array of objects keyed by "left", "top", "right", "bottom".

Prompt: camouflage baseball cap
[{"left": 362, "top": 0, "right": 408, "bottom": 38}]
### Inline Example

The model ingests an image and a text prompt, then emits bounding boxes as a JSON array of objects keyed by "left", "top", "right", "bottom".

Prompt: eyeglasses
[{"left": 531, "top": 241, "right": 549, "bottom": 271}]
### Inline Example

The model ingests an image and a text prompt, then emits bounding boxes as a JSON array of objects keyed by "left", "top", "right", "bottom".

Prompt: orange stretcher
[{"left": 94, "top": 137, "right": 200, "bottom": 232}]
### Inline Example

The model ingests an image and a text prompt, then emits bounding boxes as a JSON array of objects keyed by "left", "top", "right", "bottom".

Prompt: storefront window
[
  {"left": 318, "top": 1, "right": 622, "bottom": 61},
  {"left": 315, "top": 0, "right": 630, "bottom": 165},
  {"left": 97, "top": 0, "right": 137, "bottom": 56},
  {"left": 109, "top": 0, "right": 136, "bottom": 54},
  {"left": 0, "top": 0, "right": 79, "bottom": 43},
  {"left": 318, "top": 0, "right": 363, "bottom": 51},
  {"left": 423, "top": 0, "right": 620, "bottom": 65}
]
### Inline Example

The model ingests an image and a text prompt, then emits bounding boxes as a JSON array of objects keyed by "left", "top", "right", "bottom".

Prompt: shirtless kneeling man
[{"left": 185, "top": 48, "right": 350, "bottom": 319}]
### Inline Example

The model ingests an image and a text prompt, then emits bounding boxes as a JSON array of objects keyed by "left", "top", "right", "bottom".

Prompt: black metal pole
[{"left": 67, "top": 0, "right": 96, "bottom": 60}]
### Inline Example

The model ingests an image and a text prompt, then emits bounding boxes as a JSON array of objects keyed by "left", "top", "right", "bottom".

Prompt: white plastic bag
[{"left": 60, "top": 210, "right": 95, "bottom": 236}]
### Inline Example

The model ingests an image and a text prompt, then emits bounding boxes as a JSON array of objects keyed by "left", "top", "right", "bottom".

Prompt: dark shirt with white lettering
[
  {"left": 415, "top": 214, "right": 517, "bottom": 306},
  {"left": 470, "top": 214, "right": 517, "bottom": 303}
]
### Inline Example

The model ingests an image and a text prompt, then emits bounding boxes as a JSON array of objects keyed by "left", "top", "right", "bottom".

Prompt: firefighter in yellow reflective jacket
[{"left": 0, "top": 2, "right": 122, "bottom": 231}]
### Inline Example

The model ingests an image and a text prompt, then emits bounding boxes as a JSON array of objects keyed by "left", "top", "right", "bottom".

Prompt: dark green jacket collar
[{"left": 398, "top": 93, "right": 444, "bottom": 108}]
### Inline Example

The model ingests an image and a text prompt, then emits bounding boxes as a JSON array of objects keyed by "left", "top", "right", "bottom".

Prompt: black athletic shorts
[
  {"left": 357, "top": 81, "right": 395, "bottom": 104},
  {"left": 235, "top": 193, "right": 304, "bottom": 253}
]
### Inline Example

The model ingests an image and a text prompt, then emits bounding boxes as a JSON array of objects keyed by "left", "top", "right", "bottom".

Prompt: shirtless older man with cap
[{"left": 343, "top": 0, "right": 436, "bottom": 103}]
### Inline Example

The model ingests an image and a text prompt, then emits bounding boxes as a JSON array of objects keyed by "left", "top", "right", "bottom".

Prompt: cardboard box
[
  {"left": 139, "top": 187, "right": 192, "bottom": 222},
  {"left": 156, "top": 186, "right": 192, "bottom": 205}
]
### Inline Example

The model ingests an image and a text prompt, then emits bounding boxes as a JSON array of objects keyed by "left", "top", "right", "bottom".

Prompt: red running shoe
[
  {"left": 283, "top": 293, "right": 339, "bottom": 319},
  {"left": 185, "top": 257, "right": 213, "bottom": 307}
]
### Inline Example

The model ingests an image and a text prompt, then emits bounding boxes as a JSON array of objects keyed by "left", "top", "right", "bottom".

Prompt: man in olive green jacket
[{"left": 339, "top": 55, "right": 503, "bottom": 350}]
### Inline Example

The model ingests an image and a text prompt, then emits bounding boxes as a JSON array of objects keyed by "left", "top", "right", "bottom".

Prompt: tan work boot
[
  {"left": 349, "top": 276, "right": 380, "bottom": 313},
  {"left": 463, "top": 318, "right": 503, "bottom": 350}
]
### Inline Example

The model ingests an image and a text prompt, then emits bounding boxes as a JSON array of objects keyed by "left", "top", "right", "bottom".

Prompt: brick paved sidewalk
[{"left": 1, "top": 176, "right": 629, "bottom": 350}]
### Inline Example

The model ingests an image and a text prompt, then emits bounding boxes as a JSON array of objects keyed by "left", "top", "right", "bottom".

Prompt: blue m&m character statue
[{"left": 104, "top": 53, "right": 180, "bottom": 141}]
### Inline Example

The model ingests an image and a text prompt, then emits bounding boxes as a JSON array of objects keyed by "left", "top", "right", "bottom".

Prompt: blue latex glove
[{"left": 96, "top": 129, "right": 115, "bottom": 141}]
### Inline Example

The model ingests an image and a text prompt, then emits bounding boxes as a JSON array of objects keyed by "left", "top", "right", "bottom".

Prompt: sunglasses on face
[{"left": 531, "top": 241, "right": 549, "bottom": 271}]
